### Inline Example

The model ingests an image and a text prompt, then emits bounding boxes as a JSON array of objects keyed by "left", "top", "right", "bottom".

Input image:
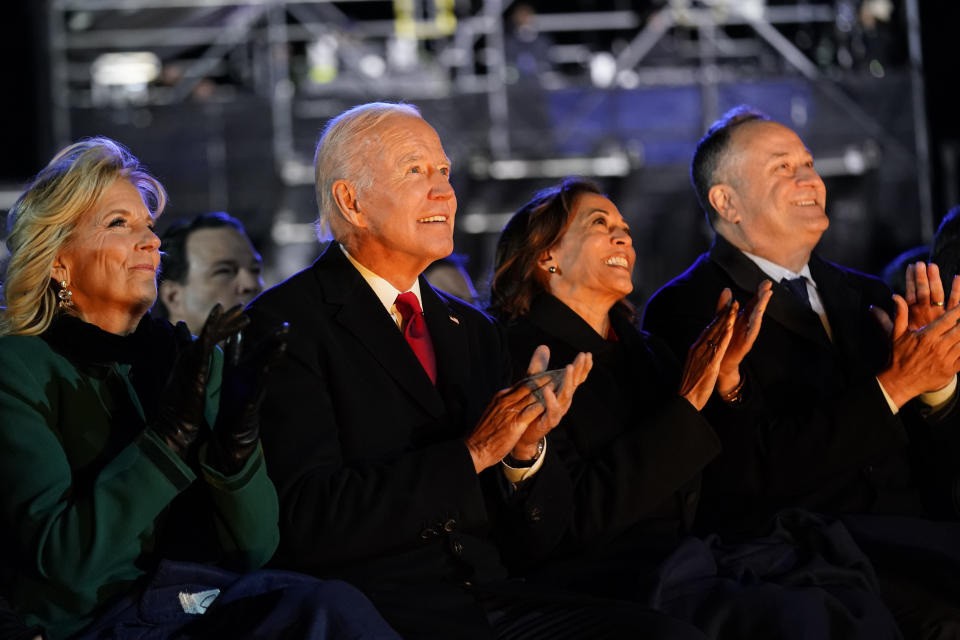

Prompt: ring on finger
[{"left": 933, "top": 301, "right": 945, "bottom": 307}]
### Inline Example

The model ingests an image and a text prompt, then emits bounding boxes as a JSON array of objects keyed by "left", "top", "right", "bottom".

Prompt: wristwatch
[{"left": 502, "top": 436, "right": 546, "bottom": 469}]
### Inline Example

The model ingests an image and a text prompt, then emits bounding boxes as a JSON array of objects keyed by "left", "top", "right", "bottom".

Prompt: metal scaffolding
[{"left": 45, "top": 0, "right": 931, "bottom": 237}]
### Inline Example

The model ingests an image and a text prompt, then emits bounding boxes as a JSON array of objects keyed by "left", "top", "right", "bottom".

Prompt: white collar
[
  {"left": 742, "top": 251, "right": 815, "bottom": 286},
  {"left": 339, "top": 244, "right": 424, "bottom": 316}
]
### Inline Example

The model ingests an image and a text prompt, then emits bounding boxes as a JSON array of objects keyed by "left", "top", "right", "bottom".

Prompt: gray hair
[
  {"left": 313, "top": 102, "right": 422, "bottom": 241},
  {"left": 690, "top": 105, "right": 770, "bottom": 227}
]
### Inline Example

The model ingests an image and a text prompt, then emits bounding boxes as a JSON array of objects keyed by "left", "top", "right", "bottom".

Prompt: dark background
[{"left": 1, "top": 1, "right": 956, "bottom": 306}]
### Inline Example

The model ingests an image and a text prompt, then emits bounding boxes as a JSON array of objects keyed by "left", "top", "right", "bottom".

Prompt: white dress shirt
[{"left": 340, "top": 244, "right": 423, "bottom": 329}]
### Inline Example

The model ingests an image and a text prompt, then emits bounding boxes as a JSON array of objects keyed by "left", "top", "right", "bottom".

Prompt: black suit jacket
[
  {"left": 246, "top": 245, "right": 570, "bottom": 638},
  {"left": 503, "top": 294, "right": 721, "bottom": 594},
  {"left": 643, "top": 235, "right": 960, "bottom": 533}
]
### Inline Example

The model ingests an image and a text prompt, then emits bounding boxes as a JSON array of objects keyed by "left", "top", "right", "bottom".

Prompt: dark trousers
[
  {"left": 519, "top": 510, "right": 903, "bottom": 640},
  {"left": 843, "top": 514, "right": 960, "bottom": 640},
  {"left": 476, "top": 582, "right": 708, "bottom": 640},
  {"left": 359, "top": 576, "right": 706, "bottom": 640},
  {"left": 653, "top": 511, "right": 903, "bottom": 640}
]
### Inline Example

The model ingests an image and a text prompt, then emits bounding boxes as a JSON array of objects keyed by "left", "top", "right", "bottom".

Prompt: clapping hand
[
  {"left": 905, "top": 261, "right": 960, "bottom": 330},
  {"left": 209, "top": 320, "right": 290, "bottom": 475},
  {"left": 152, "top": 304, "right": 249, "bottom": 461},
  {"left": 678, "top": 292, "right": 737, "bottom": 410},
  {"left": 873, "top": 294, "right": 960, "bottom": 409},
  {"left": 716, "top": 280, "right": 773, "bottom": 395},
  {"left": 465, "top": 346, "right": 592, "bottom": 473},
  {"left": 511, "top": 346, "right": 592, "bottom": 461}
]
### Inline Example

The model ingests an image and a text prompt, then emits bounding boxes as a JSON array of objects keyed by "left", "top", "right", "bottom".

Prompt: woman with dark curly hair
[{"left": 489, "top": 177, "right": 903, "bottom": 639}]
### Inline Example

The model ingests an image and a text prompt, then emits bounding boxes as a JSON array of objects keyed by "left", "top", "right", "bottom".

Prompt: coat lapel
[
  {"left": 809, "top": 256, "right": 873, "bottom": 369},
  {"left": 709, "top": 235, "right": 832, "bottom": 348},
  {"left": 525, "top": 293, "right": 613, "bottom": 359},
  {"left": 316, "top": 245, "right": 445, "bottom": 418},
  {"left": 420, "top": 277, "right": 471, "bottom": 413}
]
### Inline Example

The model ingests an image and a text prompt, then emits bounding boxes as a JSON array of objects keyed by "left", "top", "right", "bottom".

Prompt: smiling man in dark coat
[{"left": 643, "top": 105, "right": 960, "bottom": 638}]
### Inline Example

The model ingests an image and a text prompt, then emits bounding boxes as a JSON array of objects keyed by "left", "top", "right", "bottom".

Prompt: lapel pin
[{"left": 449, "top": 316, "right": 460, "bottom": 325}]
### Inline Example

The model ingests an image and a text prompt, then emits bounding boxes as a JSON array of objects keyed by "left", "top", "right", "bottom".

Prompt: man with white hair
[{"left": 247, "top": 102, "right": 707, "bottom": 639}]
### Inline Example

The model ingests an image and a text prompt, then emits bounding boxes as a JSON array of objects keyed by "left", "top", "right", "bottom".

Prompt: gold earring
[
  {"left": 57, "top": 280, "right": 73, "bottom": 308},
  {"left": 548, "top": 266, "right": 558, "bottom": 274}
]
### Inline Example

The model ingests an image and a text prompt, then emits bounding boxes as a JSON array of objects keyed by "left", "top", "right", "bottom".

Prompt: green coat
[{"left": 0, "top": 315, "right": 279, "bottom": 639}]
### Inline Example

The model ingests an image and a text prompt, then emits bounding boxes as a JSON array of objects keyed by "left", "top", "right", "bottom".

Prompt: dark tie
[
  {"left": 395, "top": 292, "right": 437, "bottom": 384},
  {"left": 781, "top": 277, "right": 811, "bottom": 308}
]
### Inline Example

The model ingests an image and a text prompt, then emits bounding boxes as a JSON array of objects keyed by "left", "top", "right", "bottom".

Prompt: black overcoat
[
  {"left": 643, "top": 234, "right": 960, "bottom": 532},
  {"left": 245, "top": 245, "right": 572, "bottom": 639}
]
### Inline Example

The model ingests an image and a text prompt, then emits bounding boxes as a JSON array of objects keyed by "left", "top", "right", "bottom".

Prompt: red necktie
[{"left": 394, "top": 292, "right": 437, "bottom": 384}]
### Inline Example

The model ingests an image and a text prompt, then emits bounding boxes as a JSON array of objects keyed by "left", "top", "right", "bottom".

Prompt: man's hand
[
  {"left": 511, "top": 346, "right": 592, "bottom": 460},
  {"left": 465, "top": 383, "right": 547, "bottom": 473},
  {"left": 717, "top": 280, "right": 773, "bottom": 395},
  {"left": 678, "top": 294, "right": 737, "bottom": 410},
  {"left": 464, "top": 346, "right": 592, "bottom": 473},
  {"left": 874, "top": 294, "right": 960, "bottom": 408},
  {"left": 905, "top": 261, "right": 960, "bottom": 330}
]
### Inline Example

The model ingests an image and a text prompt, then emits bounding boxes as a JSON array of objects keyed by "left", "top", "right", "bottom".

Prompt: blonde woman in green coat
[{"left": 0, "top": 138, "right": 397, "bottom": 640}]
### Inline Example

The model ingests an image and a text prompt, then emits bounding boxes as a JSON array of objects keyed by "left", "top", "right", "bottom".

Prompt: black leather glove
[
  {"left": 207, "top": 321, "right": 289, "bottom": 475},
  {"left": 150, "top": 304, "right": 249, "bottom": 461}
]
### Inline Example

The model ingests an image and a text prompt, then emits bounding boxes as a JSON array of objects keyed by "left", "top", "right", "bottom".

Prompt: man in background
[{"left": 157, "top": 212, "right": 264, "bottom": 333}]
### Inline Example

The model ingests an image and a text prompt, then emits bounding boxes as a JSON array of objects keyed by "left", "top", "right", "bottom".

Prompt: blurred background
[{"left": 1, "top": 0, "right": 956, "bottom": 307}]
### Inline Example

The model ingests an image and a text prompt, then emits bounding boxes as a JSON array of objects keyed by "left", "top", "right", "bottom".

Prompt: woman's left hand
[
  {"left": 151, "top": 304, "right": 249, "bottom": 460},
  {"left": 210, "top": 321, "right": 290, "bottom": 475}
]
